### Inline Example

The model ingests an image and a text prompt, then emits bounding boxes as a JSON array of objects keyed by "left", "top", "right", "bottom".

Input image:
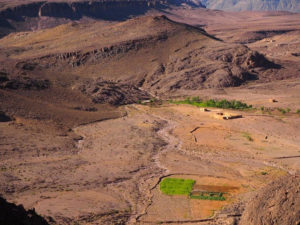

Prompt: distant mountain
[
  {"left": 200, "top": 0, "right": 300, "bottom": 12},
  {"left": 0, "top": 0, "right": 204, "bottom": 37}
]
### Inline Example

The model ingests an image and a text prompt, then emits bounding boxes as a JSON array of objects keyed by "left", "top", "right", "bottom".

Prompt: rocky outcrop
[
  {"left": 143, "top": 45, "right": 278, "bottom": 90},
  {"left": 240, "top": 175, "right": 300, "bottom": 225},
  {"left": 77, "top": 78, "right": 150, "bottom": 105},
  {"left": 0, "top": 74, "right": 51, "bottom": 90},
  {"left": 41, "top": 33, "right": 168, "bottom": 68}
]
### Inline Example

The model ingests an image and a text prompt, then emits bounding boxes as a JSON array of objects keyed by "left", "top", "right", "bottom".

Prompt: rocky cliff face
[
  {"left": 0, "top": 1, "right": 43, "bottom": 32},
  {"left": 201, "top": 0, "right": 300, "bottom": 12},
  {"left": 38, "top": 0, "right": 203, "bottom": 20},
  {"left": 0, "top": 2, "right": 43, "bottom": 20}
]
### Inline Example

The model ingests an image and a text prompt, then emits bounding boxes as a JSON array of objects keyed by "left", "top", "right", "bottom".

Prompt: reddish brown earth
[
  {"left": 240, "top": 175, "right": 300, "bottom": 225},
  {"left": 0, "top": 5, "right": 299, "bottom": 225}
]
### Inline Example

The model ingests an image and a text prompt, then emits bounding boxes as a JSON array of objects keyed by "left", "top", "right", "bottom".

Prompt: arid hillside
[{"left": 0, "top": 15, "right": 286, "bottom": 107}]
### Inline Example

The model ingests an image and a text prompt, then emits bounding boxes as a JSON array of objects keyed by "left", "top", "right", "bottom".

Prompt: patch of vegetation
[
  {"left": 296, "top": 109, "right": 300, "bottom": 114},
  {"left": 150, "top": 98, "right": 156, "bottom": 103},
  {"left": 160, "top": 178, "right": 195, "bottom": 195},
  {"left": 277, "top": 108, "right": 286, "bottom": 114},
  {"left": 286, "top": 108, "right": 291, "bottom": 113},
  {"left": 260, "top": 106, "right": 274, "bottom": 115},
  {"left": 170, "top": 97, "right": 252, "bottom": 110},
  {"left": 261, "top": 171, "right": 268, "bottom": 175},
  {"left": 137, "top": 98, "right": 161, "bottom": 106},
  {"left": 242, "top": 132, "right": 254, "bottom": 142},
  {"left": 189, "top": 192, "right": 225, "bottom": 201}
]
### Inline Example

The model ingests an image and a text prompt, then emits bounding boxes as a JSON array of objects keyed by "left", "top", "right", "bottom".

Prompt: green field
[
  {"left": 170, "top": 97, "right": 252, "bottom": 110},
  {"left": 189, "top": 192, "right": 226, "bottom": 201},
  {"left": 160, "top": 178, "right": 195, "bottom": 195}
]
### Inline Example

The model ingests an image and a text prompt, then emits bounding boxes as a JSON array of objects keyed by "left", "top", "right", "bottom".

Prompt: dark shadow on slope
[
  {"left": 0, "top": 111, "right": 12, "bottom": 122},
  {"left": 0, "top": 0, "right": 203, "bottom": 22},
  {"left": 0, "top": 196, "right": 50, "bottom": 225},
  {"left": 247, "top": 52, "right": 281, "bottom": 69}
]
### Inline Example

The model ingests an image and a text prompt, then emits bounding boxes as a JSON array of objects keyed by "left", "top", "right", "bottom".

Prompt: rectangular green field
[
  {"left": 189, "top": 192, "right": 226, "bottom": 201},
  {"left": 160, "top": 178, "right": 195, "bottom": 195}
]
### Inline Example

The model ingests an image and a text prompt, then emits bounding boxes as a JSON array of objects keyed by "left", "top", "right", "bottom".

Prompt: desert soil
[{"left": 1, "top": 79, "right": 300, "bottom": 224}]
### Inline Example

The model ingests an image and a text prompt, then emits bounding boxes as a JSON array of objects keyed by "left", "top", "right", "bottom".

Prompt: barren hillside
[{"left": 0, "top": 15, "right": 285, "bottom": 106}]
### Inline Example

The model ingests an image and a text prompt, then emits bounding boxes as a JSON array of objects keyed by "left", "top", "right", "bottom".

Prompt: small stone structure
[
  {"left": 200, "top": 108, "right": 210, "bottom": 112},
  {"left": 269, "top": 99, "right": 278, "bottom": 103},
  {"left": 212, "top": 112, "right": 242, "bottom": 120}
]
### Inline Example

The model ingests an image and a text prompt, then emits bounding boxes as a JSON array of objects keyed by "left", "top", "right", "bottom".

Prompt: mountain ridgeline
[
  {"left": 0, "top": 0, "right": 203, "bottom": 21},
  {"left": 0, "top": 0, "right": 299, "bottom": 38},
  {"left": 200, "top": 0, "right": 300, "bottom": 12},
  {"left": 0, "top": 0, "right": 204, "bottom": 37}
]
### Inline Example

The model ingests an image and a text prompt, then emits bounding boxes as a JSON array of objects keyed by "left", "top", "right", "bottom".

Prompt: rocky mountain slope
[
  {"left": 201, "top": 0, "right": 300, "bottom": 12},
  {"left": 240, "top": 175, "right": 300, "bottom": 225},
  {"left": 0, "top": 15, "right": 281, "bottom": 107}
]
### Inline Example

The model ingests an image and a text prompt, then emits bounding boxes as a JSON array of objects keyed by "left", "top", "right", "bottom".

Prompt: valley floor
[{"left": 1, "top": 80, "right": 300, "bottom": 225}]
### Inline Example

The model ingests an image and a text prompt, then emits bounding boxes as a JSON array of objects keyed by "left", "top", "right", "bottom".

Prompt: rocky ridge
[{"left": 0, "top": 16, "right": 282, "bottom": 105}]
